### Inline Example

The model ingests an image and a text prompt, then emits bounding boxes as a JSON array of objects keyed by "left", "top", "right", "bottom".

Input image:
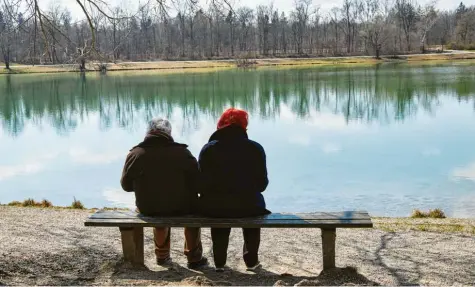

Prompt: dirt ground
[{"left": 0, "top": 206, "right": 474, "bottom": 286}]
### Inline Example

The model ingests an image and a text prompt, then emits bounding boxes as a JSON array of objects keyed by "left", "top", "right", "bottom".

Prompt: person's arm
[
  {"left": 184, "top": 149, "right": 200, "bottom": 210},
  {"left": 197, "top": 144, "right": 213, "bottom": 196},
  {"left": 120, "top": 151, "right": 142, "bottom": 192},
  {"left": 253, "top": 142, "right": 269, "bottom": 193}
]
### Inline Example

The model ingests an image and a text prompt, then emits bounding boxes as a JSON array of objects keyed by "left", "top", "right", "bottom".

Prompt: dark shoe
[
  {"left": 246, "top": 262, "right": 262, "bottom": 271},
  {"left": 187, "top": 257, "right": 208, "bottom": 270},
  {"left": 156, "top": 257, "right": 172, "bottom": 267},
  {"left": 215, "top": 266, "right": 226, "bottom": 272}
]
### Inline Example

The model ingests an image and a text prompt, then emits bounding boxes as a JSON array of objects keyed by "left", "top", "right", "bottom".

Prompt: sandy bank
[
  {"left": 0, "top": 206, "right": 474, "bottom": 286},
  {"left": 1, "top": 52, "right": 475, "bottom": 75}
]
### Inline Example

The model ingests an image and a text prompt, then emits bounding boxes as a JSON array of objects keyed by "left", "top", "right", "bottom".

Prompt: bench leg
[
  {"left": 119, "top": 227, "right": 144, "bottom": 266},
  {"left": 321, "top": 228, "right": 336, "bottom": 270}
]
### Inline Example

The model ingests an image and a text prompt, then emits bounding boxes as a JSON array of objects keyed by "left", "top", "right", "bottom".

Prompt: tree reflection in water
[{"left": 1, "top": 64, "right": 474, "bottom": 137}]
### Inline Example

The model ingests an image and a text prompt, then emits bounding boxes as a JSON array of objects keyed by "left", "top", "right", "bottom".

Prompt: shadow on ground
[
  {"left": 110, "top": 263, "right": 379, "bottom": 286},
  {"left": 0, "top": 226, "right": 122, "bottom": 286}
]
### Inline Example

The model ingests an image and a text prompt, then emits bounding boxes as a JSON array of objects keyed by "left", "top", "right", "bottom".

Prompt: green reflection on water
[{"left": 0, "top": 63, "right": 474, "bottom": 137}]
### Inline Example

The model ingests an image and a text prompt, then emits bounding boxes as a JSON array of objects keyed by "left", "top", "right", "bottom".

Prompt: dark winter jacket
[
  {"left": 120, "top": 134, "right": 199, "bottom": 216},
  {"left": 198, "top": 125, "right": 270, "bottom": 217}
]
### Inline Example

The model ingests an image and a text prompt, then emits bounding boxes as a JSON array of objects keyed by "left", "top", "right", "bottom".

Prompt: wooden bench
[{"left": 85, "top": 210, "right": 372, "bottom": 270}]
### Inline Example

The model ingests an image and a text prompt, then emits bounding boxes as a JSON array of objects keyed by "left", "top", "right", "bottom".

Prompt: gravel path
[{"left": 0, "top": 206, "right": 474, "bottom": 286}]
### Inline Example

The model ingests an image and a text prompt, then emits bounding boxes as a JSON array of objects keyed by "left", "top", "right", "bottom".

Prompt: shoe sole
[{"left": 246, "top": 263, "right": 262, "bottom": 271}]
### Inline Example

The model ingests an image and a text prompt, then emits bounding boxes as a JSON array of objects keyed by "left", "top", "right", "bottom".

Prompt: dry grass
[
  {"left": 373, "top": 217, "right": 475, "bottom": 235},
  {"left": 7, "top": 200, "right": 22, "bottom": 207},
  {"left": 21, "top": 198, "right": 37, "bottom": 207},
  {"left": 6, "top": 198, "right": 53, "bottom": 208},
  {"left": 40, "top": 199, "right": 53, "bottom": 208},
  {"left": 2, "top": 52, "right": 474, "bottom": 75},
  {"left": 3, "top": 198, "right": 132, "bottom": 211},
  {"left": 406, "top": 52, "right": 475, "bottom": 62},
  {"left": 71, "top": 198, "right": 85, "bottom": 209},
  {"left": 411, "top": 208, "right": 446, "bottom": 219}
]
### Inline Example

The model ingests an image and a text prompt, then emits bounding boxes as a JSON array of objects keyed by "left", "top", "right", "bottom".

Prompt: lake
[{"left": 1, "top": 63, "right": 475, "bottom": 217}]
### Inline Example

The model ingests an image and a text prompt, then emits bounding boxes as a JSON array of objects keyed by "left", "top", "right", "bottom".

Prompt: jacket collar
[
  {"left": 209, "top": 124, "right": 248, "bottom": 143},
  {"left": 132, "top": 133, "right": 187, "bottom": 150}
]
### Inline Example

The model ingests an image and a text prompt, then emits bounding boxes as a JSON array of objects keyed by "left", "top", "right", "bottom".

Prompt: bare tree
[
  {"left": 237, "top": 7, "right": 254, "bottom": 53},
  {"left": 291, "top": 0, "right": 313, "bottom": 54},
  {"left": 455, "top": 9, "right": 475, "bottom": 44},
  {"left": 257, "top": 5, "right": 270, "bottom": 55},
  {"left": 340, "top": 0, "right": 355, "bottom": 53},
  {"left": 418, "top": 1, "right": 438, "bottom": 53},
  {"left": 360, "top": 0, "right": 393, "bottom": 58},
  {"left": 0, "top": 0, "right": 473, "bottom": 67},
  {"left": 395, "top": 0, "right": 419, "bottom": 51},
  {"left": 330, "top": 7, "right": 341, "bottom": 54}
]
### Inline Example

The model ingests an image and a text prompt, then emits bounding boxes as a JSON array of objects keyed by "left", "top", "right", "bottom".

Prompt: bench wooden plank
[
  {"left": 84, "top": 210, "right": 373, "bottom": 270},
  {"left": 85, "top": 210, "right": 373, "bottom": 228},
  {"left": 88, "top": 210, "right": 371, "bottom": 220},
  {"left": 85, "top": 218, "right": 372, "bottom": 228}
]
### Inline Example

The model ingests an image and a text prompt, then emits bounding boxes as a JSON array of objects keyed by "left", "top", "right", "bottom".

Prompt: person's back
[
  {"left": 199, "top": 125, "right": 268, "bottom": 217},
  {"left": 198, "top": 108, "right": 269, "bottom": 272},
  {"left": 120, "top": 118, "right": 207, "bottom": 269},
  {"left": 121, "top": 135, "right": 197, "bottom": 215}
]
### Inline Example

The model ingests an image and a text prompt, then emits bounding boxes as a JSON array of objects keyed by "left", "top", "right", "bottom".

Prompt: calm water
[{"left": 1, "top": 64, "right": 475, "bottom": 217}]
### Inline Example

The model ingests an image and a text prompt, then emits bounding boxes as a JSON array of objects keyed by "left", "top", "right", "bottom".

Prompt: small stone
[
  {"left": 274, "top": 279, "right": 289, "bottom": 286},
  {"left": 294, "top": 279, "right": 318, "bottom": 286}
]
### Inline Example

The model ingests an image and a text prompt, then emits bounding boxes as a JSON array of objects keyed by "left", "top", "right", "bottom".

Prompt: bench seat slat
[
  {"left": 85, "top": 219, "right": 372, "bottom": 228},
  {"left": 88, "top": 210, "right": 371, "bottom": 220},
  {"left": 85, "top": 210, "right": 373, "bottom": 228}
]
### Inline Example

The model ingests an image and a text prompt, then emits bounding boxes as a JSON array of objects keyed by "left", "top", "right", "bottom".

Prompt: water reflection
[
  {"left": 1, "top": 64, "right": 474, "bottom": 137},
  {"left": 1, "top": 64, "right": 475, "bottom": 217}
]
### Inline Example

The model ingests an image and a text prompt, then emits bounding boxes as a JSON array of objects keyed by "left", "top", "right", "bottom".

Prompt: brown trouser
[
  {"left": 211, "top": 228, "right": 260, "bottom": 268},
  {"left": 153, "top": 227, "right": 203, "bottom": 263}
]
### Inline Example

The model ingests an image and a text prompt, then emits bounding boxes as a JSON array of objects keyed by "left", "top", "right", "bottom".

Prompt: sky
[{"left": 42, "top": 0, "right": 475, "bottom": 21}]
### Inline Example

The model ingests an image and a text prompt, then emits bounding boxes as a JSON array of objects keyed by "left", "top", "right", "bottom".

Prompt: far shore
[
  {"left": 0, "top": 205, "right": 474, "bottom": 286},
  {"left": 1, "top": 51, "right": 475, "bottom": 75}
]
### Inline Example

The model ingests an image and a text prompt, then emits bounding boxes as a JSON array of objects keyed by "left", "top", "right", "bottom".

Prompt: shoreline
[
  {"left": 2, "top": 204, "right": 474, "bottom": 234},
  {"left": 1, "top": 52, "right": 475, "bottom": 75},
  {"left": 0, "top": 206, "right": 474, "bottom": 286}
]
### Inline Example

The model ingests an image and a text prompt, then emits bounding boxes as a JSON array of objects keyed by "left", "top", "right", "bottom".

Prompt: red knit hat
[{"left": 217, "top": 108, "right": 249, "bottom": 130}]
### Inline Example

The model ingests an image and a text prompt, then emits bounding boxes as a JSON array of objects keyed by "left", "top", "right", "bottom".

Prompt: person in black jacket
[
  {"left": 121, "top": 118, "right": 207, "bottom": 269},
  {"left": 198, "top": 108, "right": 270, "bottom": 272}
]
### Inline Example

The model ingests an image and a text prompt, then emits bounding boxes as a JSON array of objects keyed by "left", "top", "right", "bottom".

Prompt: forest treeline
[{"left": 0, "top": 0, "right": 475, "bottom": 68}]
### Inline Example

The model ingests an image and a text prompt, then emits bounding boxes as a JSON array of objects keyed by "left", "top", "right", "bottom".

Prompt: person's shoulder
[
  {"left": 247, "top": 139, "right": 265, "bottom": 152},
  {"left": 168, "top": 142, "right": 193, "bottom": 154},
  {"left": 202, "top": 140, "right": 218, "bottom": 151},
  {"left": 199, "top": 140, "right": 218, "bottom": 157},
  {"left": 129, "top": 145, "right": 146, "bottom": 156}
]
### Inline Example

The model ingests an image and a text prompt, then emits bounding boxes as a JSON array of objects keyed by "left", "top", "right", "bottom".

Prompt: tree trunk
[
  {"left": 375, "top": 45, "right": 381, "bottom": 59},
  {"left": 230, "top": 26, "right": 234, "bottom": 57},
  {"left": 4, "top": 50, "right": 10, "bottom": 70}
]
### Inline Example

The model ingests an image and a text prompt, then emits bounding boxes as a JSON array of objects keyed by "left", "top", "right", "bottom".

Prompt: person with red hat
[{"left": 198, "top": 108, "right": 270, "bottom": 272}]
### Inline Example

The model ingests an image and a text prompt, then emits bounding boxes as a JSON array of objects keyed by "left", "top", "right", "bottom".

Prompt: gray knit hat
[{"left": 147, "top": 118, "right": 172, "bottom": 137}]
